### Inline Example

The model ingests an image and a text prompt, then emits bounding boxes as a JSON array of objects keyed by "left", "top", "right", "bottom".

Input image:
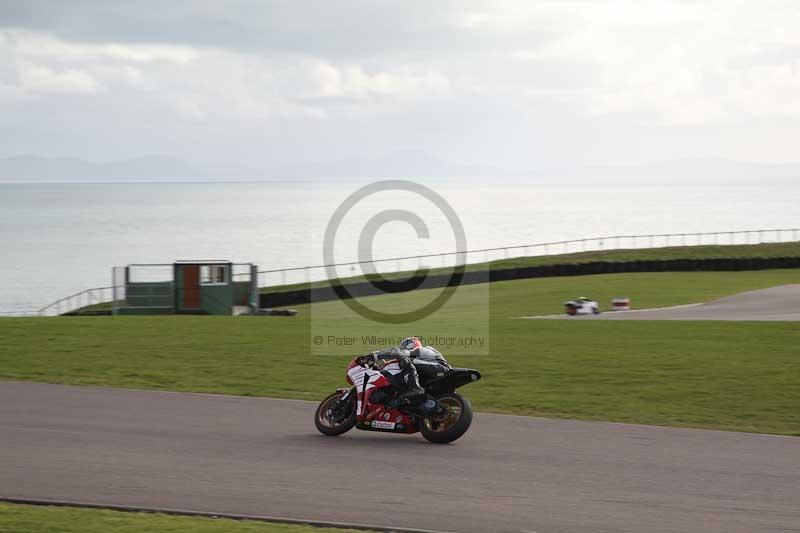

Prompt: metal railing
[
  {"left": 1, "top": 310, "right": 42, "bottom": 317},
  {"left": 10, "top": 227, "right": 800, "bottom": 316},
  {"left": 37, "top": 286, "right": 114, "bottom": 317},
  {"left": 249, "top": 228, "right": 800, "bottom": 288}
]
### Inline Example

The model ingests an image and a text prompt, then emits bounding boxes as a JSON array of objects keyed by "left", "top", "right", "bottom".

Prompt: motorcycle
[
  {"left": 564, "top": 297, "right": 600, "bottom": 316},
  {"left": 314, "top": 353, "right": 481, "bottom": 444}
]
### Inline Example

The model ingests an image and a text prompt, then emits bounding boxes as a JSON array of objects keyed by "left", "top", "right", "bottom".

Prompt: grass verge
[
  {"left": 2, "top": 270, "right": 799, "bottom": 435},
  {"left": 0, "top": 502, "right": 369, "bottom": 533}
]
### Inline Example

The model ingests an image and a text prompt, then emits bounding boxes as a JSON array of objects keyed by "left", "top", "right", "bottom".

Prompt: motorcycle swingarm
[{"left": 394, "top": 397, "right": 446, "bottom": 418}]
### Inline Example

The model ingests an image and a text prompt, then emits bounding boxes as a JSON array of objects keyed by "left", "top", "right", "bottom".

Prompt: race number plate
[{"left": 371, "top": 420, "right": 396, "bottom": 430}]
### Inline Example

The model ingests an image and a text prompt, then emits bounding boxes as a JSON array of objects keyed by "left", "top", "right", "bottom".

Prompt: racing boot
[{"left": 397, "top": 364, "right": 425, "bottom": 403}]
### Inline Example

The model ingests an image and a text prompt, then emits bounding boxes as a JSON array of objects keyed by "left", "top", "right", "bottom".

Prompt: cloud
[
  {"left": 0, "top": 29, "right": 451, "bottom": 120},
  {"left": 0, "top": 1, "right": 551, "bottom": 57},
  {"left": 503, "top": 0, "right": 800, "bottom": 124},
  {"left": 0, "top": 1, "right": 799, "bottom": 169},
  {"left": 1, "top": 29, "right": 198, "bottom": 63},
  {"left": 17, "top": 62, "right": 99, "bottom": 94},
  {"left": 295, "top": 60, "right": 450, "bottom": 100}
]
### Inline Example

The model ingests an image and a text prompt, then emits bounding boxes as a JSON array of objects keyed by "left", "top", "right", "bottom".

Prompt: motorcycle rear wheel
[
  {"left": 419, "top": 392, "right": 473, "bottom": 444},
  {"left": 315, "top": 392, "right": 356, "bottom": 436}
]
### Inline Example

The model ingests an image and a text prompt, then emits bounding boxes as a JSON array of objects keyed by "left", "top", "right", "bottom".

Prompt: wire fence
[
  {"left": 250, "top": 228, "right": 800, "bottom": 288},
  {"left": 9, "top": 227, "right": 800, "bottom": 317},
  {"left": 38, "top": 286, "right": 115, "bottom": 317}
]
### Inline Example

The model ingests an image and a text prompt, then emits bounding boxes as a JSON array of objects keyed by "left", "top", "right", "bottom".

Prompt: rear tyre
[
  {"left": 419, "top": 392, "right": 473, "bottom": 444},
  {"left": 314, "top": 392, "right": 356, "bottom": 436}
]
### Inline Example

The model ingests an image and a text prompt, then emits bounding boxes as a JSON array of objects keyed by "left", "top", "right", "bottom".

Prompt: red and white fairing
[{"left": 345, "top": 358, "right": 416, "bottom": 432}]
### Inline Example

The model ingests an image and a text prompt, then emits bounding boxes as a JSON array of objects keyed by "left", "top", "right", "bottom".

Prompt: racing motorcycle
[
  {"left": 564, "top": 296, "right": 600, "bottom": 316},
  {"left": 314, "top": 353, "right": 481, "bottom": 444}
]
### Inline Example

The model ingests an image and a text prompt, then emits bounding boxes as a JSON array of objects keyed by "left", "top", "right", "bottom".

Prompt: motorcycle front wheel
[
  {"left": 314, "top": 392, "right": 356, "bottom": 436},
  {"left": 419, "top": 392, "right": 473, "bottom": 444}
]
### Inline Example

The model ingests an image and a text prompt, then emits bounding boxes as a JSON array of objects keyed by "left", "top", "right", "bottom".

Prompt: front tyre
[
  {"left": 419, "top": 393, "right": 473, "bottom": 444},
  {"left": 315, "top": 392, "right": 356, "bottom": 436}
]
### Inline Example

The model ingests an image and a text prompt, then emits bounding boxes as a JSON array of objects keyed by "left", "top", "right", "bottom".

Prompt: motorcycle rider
[{"left": 371, "top": 337, "right": 451, "bottom": 403}]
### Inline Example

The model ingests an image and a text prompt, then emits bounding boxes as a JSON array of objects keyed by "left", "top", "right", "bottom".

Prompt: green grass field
[
  {"left": 2, "top": 269, "right": 799, "bottom": 435},
  {"left": 0, "top": 502, "right": 369, "bottom": 533}
]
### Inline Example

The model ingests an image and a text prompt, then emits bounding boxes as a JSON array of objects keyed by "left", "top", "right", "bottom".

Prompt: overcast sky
[{"left": 1, "top": 0, "right": 799, "bottom": 175}]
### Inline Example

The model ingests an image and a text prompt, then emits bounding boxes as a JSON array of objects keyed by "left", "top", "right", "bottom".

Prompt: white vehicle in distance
[{"left": 564, "top": 297, "right": 600, "bottom": 316}]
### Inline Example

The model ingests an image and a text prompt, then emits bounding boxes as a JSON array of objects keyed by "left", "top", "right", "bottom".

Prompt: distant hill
[
  {"left": 273, "top": 149, "right": 507, "bottom": 179},
  {"left": 534, "top": 158, "right": 800, "bottom": 184},
  {"left": 0, "top": 150, "right": 507, "bottom": 181},
  {"left": 1, "top": 153, "right": 798, "bottom": 183},
  {"left": 0, "top": 155, "right": 205, "bottom": 180}
]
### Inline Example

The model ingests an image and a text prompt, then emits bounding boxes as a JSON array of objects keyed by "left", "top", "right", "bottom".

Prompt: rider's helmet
[{"left": 399, "top": 337, "right": 422, "bottom": 351}]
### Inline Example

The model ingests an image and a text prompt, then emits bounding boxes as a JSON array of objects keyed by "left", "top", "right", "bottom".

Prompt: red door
[{"left": 182, "top": 265, "right": 201, "bottom": 309}]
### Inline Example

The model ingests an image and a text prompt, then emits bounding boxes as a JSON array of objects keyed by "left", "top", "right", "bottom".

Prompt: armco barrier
[{"left": 259, "top": 256, "right": 800, "bottom": 308}]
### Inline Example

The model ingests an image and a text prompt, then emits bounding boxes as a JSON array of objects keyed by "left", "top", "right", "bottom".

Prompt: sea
[{"left": 1, "top": 179, "right": 798, "bottom": 314}]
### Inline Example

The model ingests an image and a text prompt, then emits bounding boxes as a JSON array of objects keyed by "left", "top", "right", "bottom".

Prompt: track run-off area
[
  {"left": 1, "top": 381, "right": 798, "bottom": 533},
  {"left": 519, "top": 284, "right": 800, "bottom": 321}
]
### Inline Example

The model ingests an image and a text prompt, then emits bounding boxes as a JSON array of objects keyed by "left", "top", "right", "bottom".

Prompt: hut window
[{"left": 200, "top": 265, "right": 227, "bottom": 285}]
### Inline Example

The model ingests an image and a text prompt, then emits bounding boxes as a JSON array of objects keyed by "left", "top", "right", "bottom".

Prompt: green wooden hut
[{"left": 114, "top": 260, "right": 258, "bottom": 315}]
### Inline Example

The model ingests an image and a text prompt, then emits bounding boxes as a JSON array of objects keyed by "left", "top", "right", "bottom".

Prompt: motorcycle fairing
[
  {"left": 346, "top": 360, "right": 418, "bottom": 434},
  {"left": 423, "top": 368, "right": 482, "bottom": 395}
]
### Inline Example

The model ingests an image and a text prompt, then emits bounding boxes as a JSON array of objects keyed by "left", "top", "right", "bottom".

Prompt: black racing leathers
[{"left": 373, "top": 347, "right": 450, "bottom": 402}]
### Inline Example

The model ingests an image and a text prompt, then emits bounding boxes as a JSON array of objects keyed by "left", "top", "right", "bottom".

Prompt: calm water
[{"left": 1, "top": 180, "right": 798, "bottom": 314}]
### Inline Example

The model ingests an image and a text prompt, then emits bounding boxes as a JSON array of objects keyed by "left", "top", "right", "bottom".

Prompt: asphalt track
[
  {"left": 522, "top": 284, "right": 800, "bottom": 321},
  {"left": 2, "top": 382, "right": 800, "bottom": 532}
]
